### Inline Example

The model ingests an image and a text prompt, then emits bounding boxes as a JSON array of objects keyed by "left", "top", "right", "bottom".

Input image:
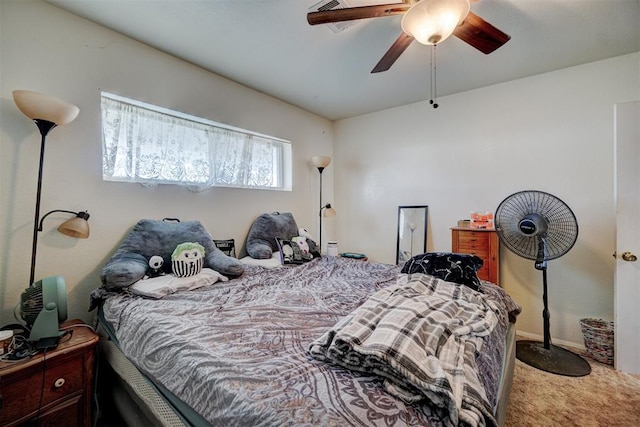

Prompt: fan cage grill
[
  {"left": 20, "top": 282, "right": 44, "bottom": 327},
  {"left": 495, "top": 190, "right": 578, "bottom": 261}
]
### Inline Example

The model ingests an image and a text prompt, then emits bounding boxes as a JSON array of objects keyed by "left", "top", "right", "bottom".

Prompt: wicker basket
[{"left": 580, "top": 318, "right": 614, "bottom": 365}]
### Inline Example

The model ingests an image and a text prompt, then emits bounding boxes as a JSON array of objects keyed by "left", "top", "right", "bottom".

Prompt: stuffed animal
[
  {"left": 145, "top": 255, "right": 165, "bottom": 279},
  {"left": 298, "top": 227, "right": 320, "bottom": 258},
  {"left": 172, "top": 242, "right": 205, "bottom": 277},
  {"left": 298, "top": 228, "right": 313, "bottom": 240},
  {"left": 291, "top": 236, "right": 313, "bottom": 261}
]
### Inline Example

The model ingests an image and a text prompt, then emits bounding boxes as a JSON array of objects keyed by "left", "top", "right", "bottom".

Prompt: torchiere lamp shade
[
  {"left": 312, "top": 156, "right": 331, "bottom": 169},
  {"left": 13, "top": 90, "right": 80, "bottom": 125}
]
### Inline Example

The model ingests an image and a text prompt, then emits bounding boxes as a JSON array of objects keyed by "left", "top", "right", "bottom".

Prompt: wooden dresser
[
  {"left": 0, "top": 319, "right": 98, "bottom": 427},
  {"left": 451, "top": 227, "right": 500, "bottom": 286}
]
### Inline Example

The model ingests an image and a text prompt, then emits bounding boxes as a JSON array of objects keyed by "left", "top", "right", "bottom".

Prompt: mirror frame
[{"left": 396, "top": 205, "right": 428, "bottom": 265}]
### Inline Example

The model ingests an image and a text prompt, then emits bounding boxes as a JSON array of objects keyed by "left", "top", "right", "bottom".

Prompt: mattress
[
  {"left": 98, "top": 321, "right": 516, "bottom": 427},
  {"left": 96, "top": 257, "right": 520, "bottom": 426}
]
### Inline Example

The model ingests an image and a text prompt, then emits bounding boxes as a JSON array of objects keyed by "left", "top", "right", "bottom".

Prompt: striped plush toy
[{"left": 171, "top": 242, "right": 205, "bottom": 277}]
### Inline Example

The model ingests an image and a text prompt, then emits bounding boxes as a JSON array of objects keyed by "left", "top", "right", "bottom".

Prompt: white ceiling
[{"left": 46, "top": 0, "right": 640, "bottom": 121}]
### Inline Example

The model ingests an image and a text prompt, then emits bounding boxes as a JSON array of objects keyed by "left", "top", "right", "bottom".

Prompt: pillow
[
  {"left": 171, "top": 242, "right": 205, "bottom": 277},
  {"left": 275, "top": 238, "right": 305, "bottom": 265},
  {"left": 214, "top": 239, "right": 236, "bottom": 258},
  {"left": 240, "top": 252, "right": 282, "bottom": 268},
  {"left": 400, "top": 252, "right": 484, "bottom": 292},
  {"left": 101, "top": 219, "right": 244, "bottom": 290},
  {"left": 130, "top": 268, "right": 228, "bottom": 298},
  {"left": 245, "top": 212, "right": 299, "bottom": 259}
]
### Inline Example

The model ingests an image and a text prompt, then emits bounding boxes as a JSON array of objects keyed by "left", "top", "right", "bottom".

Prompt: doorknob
[{"left": 621, "top": 251, "right": 638, "bottom": 262}]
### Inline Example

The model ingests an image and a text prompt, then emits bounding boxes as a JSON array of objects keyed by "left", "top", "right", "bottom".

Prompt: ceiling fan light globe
[{"left": 401, "top": 0, "right": 470, "bottom": 46}]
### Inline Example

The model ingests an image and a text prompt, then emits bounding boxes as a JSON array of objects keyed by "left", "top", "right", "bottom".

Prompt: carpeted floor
[{"left": 505, "top": 349, "right": 640, "bottom": 426}]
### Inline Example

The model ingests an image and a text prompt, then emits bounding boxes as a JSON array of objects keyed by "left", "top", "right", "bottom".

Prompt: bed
[{"left": 94, "top": 256, "right": 520, "bottom": 427}]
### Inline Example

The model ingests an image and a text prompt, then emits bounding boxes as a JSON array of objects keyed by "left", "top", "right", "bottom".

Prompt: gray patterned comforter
[
  {"left": 101, "top": 257, "right": 520, "bottom": 426},
  {"left": 309, "top": 273, "right": 500, "bottom": 427}
]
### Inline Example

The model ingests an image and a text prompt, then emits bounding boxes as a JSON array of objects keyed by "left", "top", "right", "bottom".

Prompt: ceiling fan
[{"left": 307, "top": 0, "right": 511, "bottom": 73}]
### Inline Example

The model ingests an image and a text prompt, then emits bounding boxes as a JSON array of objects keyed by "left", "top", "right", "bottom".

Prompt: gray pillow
[
  {"left": 245, "top": 212, "right": 299, "bottom": 259},
  {"left": 101, "top": 219, "right": 244, "bottom": 289}
]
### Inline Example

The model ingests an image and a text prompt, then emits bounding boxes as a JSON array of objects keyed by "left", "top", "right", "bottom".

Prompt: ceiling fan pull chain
[{"left": 430, "top": 45, "right": 439, "bottom": 109}]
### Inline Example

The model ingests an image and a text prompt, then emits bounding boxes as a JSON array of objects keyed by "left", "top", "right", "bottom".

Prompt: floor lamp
[
  {"left": 312, "top": 156, "right": 336, "bottom": 253},
  {"left": 13, "top": 90, "right": 90, "bottom": 286}
]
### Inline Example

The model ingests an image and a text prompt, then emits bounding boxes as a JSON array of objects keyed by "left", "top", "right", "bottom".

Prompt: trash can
[{"left": 580, "top": 318, "right": 614, "bottom": 365}]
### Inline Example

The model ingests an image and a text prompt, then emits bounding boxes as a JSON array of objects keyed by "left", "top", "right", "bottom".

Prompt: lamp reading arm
[
  {"left": 37, "top": 210, "right": 90, "bottom": 232},
  {"left": 30, "top": 210, "right": 91, "bottom": 285}
]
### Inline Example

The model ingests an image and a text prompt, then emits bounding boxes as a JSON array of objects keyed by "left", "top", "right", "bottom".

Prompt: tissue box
[{"left": 470, "top": 211, "right": 494, "bottom": 229}]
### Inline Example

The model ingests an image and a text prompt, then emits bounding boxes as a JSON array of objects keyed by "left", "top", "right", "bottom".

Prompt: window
[{"left": 101, "top": 92, "right": 292, "bottom": 191}]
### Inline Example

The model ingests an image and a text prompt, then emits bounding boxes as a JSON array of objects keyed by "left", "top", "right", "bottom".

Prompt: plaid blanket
[{"left": 309, "top": 273, "right": 499, "bottom": 427}]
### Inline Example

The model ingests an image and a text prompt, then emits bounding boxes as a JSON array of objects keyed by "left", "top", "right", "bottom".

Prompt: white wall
[
  {"left": 334, "top": 53, "right": 640, "bottom": 345},
  {"left": 0, "top": 0, "right": 334, "bottom": 325}
]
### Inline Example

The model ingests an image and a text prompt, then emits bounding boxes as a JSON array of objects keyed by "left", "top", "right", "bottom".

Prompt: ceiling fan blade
[
  {"left": 308, "top": 4, "right": 410, "bottom": 25},
  {"left": 453, "top": 11, "right": 510, "bottom": 54},
  {"left": 371, "top": 32, "right": 414, "bottom": 73}
]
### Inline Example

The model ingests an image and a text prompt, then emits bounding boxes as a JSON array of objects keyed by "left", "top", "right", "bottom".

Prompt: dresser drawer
[
  {"left": 456, "top": 232, "right": 491, "bottom": 250},
  {"left": 451, "top": 227, "right": 500, "bottom": 286}
]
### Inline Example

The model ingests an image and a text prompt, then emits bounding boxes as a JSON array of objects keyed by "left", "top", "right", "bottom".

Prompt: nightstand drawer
[
  {"left": 0, "top": 353, "right": 83, "bottom": 425},
  {"left": 42, "top": 353, "right": 84, "bottom": 405}
]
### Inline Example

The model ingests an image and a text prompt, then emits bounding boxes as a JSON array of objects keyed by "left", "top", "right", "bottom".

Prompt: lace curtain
[{"left": 101, "top": 94, "right": 287, "bottom": 190}]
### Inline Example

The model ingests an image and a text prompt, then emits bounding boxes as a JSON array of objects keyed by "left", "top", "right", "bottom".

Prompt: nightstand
[{"left": 0, "top": 319, "right": 98, "bottom": 426}]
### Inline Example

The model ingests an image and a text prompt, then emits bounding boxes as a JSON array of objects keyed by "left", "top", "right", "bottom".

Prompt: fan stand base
[{"left": 516, "top": 340, "right": 591, "bottom": 377}]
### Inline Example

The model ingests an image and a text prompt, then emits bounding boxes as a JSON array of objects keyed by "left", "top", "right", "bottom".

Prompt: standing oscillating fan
[{"left": 495, "top": 190, "right": 591, "bottom": 377}]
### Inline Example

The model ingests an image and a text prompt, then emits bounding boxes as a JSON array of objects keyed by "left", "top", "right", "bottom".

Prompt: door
[{"left": 614, "top": 100, "right": 640, "bottom": 374}]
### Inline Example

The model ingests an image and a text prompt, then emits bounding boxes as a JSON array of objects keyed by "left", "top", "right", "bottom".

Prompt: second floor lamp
[{"left": 312, "top": 156, "right": 336, "bottom": 253}]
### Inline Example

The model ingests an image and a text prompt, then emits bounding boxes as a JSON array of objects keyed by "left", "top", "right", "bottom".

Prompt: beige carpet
[{"left": 505, "top": 350, "right": 640, "bottom": 427}]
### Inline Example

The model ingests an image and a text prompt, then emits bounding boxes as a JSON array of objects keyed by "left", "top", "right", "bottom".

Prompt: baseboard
[{"left": 515, "top": 330, "right": 585, "bottom": 351}]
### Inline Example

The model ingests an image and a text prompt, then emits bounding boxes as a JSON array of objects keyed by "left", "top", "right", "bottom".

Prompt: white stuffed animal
[
  {"left": 298, "top": 228, "right": 320, "bottom": 258},
  {"left": 292, "top": 236, "right": 313, "bottom": 261},
  {"left": 298, "top": 228, "right": 314, "bottom": 241},
  {"left": 292, "top": 236, "right": 309, "bottom": 254}
]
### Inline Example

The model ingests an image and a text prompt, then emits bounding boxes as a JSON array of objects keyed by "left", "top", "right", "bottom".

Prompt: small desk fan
[
  {"left": 20, "top": 275, "right": 68, "bottom": 349},
  {"left": 495, "top": 190, "right": 591, "bottom": 376}
]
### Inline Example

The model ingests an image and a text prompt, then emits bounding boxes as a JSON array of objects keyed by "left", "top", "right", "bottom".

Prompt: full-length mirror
[{"left": 396, "top": 205, "right": 428, "bottom": 265}]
